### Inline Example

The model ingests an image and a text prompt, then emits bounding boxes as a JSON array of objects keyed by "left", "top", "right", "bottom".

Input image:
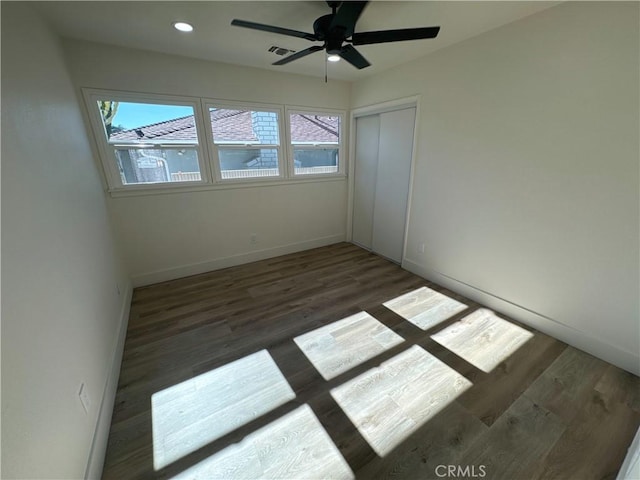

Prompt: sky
[{"left": 110, "top": 102, "right": 194, "bottom": 129}]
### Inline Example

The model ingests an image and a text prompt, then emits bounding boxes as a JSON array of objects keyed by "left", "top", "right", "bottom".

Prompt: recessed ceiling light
[
  {"left": 327, "top": 54, "right": 341, "bottom": 62},
  {"left": 173, "top": 22, "right": 194, "bottom": 32}
]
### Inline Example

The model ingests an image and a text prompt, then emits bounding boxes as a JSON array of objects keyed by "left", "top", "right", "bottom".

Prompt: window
[
  {"left": 84, "top": 89, "right": 346, "bottom": 193},
  {"left": 206, "top": 104, "right": 284, "bottom": 181},
  {"left": 288, "top": 111, "right": 343, "bottom": 176},
  {"left": 85, "top": 91, "right": 208, "bottom": 189}
]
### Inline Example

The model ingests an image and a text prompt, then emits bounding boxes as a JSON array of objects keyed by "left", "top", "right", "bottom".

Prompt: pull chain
[{"left": 325, "top": 54, "right": 328, "bottom": 83}]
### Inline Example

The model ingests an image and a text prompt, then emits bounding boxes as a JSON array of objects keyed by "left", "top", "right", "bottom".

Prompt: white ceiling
[{"left": 34, "top": 1, "right": 559, "bottom": 82}]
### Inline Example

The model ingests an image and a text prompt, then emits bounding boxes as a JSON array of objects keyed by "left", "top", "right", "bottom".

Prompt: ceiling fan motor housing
[{"left": 313, "top": 14, "right": 347, "bottom": 54}]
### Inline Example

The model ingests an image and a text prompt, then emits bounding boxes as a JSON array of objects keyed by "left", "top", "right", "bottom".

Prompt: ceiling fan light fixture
[
  {"left": 327, "top": 54, "right": 341, "bottom": 62},
  {"left": 173, "top": 22, "right": 194, "bottom": 32}
]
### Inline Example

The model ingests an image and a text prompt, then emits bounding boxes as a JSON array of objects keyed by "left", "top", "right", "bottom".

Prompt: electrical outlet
[
  {"left": 418, "top": 242, "right": 426, "bottom": 254},
  {"left": 79, "top": 383, "right": 90, "bottom": 414},
  {"left": 250, "top": 233, "right": 258, "bottom": 245}
]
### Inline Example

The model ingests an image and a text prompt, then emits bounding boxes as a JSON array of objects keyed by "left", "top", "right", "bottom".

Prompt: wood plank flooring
[{"left": 102, "top": 243, "right": 640, "bottom": 479}]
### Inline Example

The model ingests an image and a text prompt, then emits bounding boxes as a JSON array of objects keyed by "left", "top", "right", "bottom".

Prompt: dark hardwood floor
[{"left": 102, "top": 243, "right": 640, "bottom": 479}]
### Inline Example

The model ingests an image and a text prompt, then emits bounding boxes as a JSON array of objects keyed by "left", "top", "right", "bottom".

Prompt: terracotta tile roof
[{"left": 109, "top": 109, "right": 339, "bottom": 144}]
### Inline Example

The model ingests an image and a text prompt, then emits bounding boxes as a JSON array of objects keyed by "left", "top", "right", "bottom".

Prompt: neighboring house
[{"left": 110, "top": 109, "right": 340, "bottom": 183}]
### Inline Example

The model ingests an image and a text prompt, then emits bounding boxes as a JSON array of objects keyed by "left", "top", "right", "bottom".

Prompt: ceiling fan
[{"left": 231, "top": 1, "right": 440, "bottom": 70}]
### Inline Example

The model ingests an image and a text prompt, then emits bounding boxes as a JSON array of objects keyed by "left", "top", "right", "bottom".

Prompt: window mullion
[{"left": 193, "top": 99, "right": 214, "bottom": 185}]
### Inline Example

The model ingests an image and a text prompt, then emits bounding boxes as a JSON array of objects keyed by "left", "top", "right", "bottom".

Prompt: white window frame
[
  {"left": 202, "top": 100, "right": 286, "bottom": 183},
  {"left": 83, "top": 88, "right": 212, "bottom": 192},
  {"left": 286, "top": 107, "right": 346, "bottom": 178}
]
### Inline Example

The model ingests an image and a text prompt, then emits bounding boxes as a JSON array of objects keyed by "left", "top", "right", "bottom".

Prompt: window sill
[{"left": 107, "top": 174, "right": 347, "bottom": 198}]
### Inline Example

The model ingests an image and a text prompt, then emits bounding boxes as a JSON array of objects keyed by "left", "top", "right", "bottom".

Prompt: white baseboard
[
  {"left": 132, "top": 234, "right": 346, "bottom": 287},
  {"left": 402, "top": 259, "right": 640, "bottom": 376},
  {"left": 84, "top": 281, "right": 133, "bottom": 479},
  {"left": 618, "top": 426, "right": 640, "bottom": 480}
]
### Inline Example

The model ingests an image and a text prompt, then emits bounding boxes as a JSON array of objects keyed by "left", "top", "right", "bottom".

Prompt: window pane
[
  {"left": 291, "top": 113, "right": 340, "bottom": 175},
  {"left": 290, "top": 114, "right": 339, "bottom": 144},
  {"left": 97, "top": 101, "right": 198, "bottom": 144},
  {"left": 115, "top": 148, "right": 201, "bottom": 185},
  {"left": 210, "top": 108, "right": 279, "bottom": 145},
  {"left": 293, "top": 148, "right": 339, "bottom": 175},
  {"left": 218, "top": 148, "right": 279, "bottom": 180}
]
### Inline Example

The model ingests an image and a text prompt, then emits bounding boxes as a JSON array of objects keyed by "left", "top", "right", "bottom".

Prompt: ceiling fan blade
[
  {"left": 330, "top": 1, "right": 368, "bottom": 37},
  {"left": 272, "top": 45, "right": 324, "bottom": 66},
  {"left": 352, "top": 26, "right": 440, "bottom": 45},
  {"left": 339, "top": 45, "right": 370, "bottom": 70},
  {"left": 231, "top": 19, "right": 318, "bottom": 41}
]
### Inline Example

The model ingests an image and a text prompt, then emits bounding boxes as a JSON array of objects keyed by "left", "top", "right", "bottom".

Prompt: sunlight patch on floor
[
  {"left": 431, "top": 308, "right": 534, "bottom": 373},
  {"left": 294, "top": 311, "right": 404, "bottom": 380},
  {"left": 383, "top": 286, "right": 468, "bottom": 330},
  {"left": 171, "top": 404, "right": 354, "bottom": 480},
  {"left": 151, "top": 349, "right": 295, "bottom": 470},
  {"left": 330, "top": 345, "right": 472, "bottom": 457}
]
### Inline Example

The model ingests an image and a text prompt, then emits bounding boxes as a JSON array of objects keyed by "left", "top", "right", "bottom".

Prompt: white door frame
[{"left": 347, "top": 95, "right": 421, "bottom": 267}]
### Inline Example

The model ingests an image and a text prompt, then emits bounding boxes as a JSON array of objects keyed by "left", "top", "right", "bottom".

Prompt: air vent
[{"left": 268, "top": 45, "right": 296, "bottom": 56}]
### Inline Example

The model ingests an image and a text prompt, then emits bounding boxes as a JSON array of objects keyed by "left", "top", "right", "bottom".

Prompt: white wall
[
  {"left": 62, "top": 40, "right": 351, "bottom": 285},
  {"left": 351, "top": 2, "right": 639, "bottom": 374},
  {"left": 1, "top": 4, "right": 131, "bottom": 479}
]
